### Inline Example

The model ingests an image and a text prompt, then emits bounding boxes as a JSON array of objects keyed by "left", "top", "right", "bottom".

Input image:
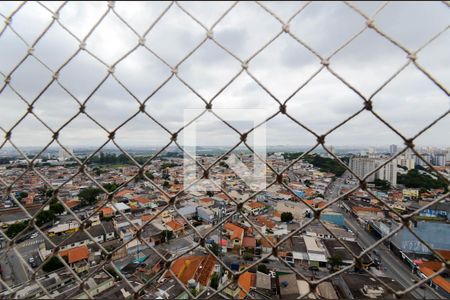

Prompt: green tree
[
  {"left": 243, "top": 252, "right": 253, "bottom": 261},
  {"left": 78, "top": 187, "right": 102, "bottom": 206},
  {"left": 257, "top": 264, "right": 269, "bottom": 274},
  {"left": 36, "top": 210, "right": 56, "bottom": 226},
  {"left": 328, "top": 255, "right": 343, "bottom": 271},
  {"left": 398, "top": 169, "right": 447, "bottom": 191},
  {"left": 6, "top": 221, "right": 29, "bottom": 238},
  {"left": 162, "top": 230, "right": 173, "bottom": 242},
  {"left": 103, "top": 182, "right": 119, "bottom": 193},
  {"left": 208, "top": 241, "right": 221, "bottom": 256},
  {"left": 50, "top": 202, "right": 65, "bottom": 215},
  {"left": 373, "top": 179, "right": 391, "bottom": 192},
  {"left": 210, "top": 273, "right": 220, "bottom": 289},
  {"left": 145, "top": 171, "right": 155, "bottom": 180},
  {"left": 18, "top": 192, "right": 28, "bottom": 200},
  {"left": 42, "top": 256, "right": 65, "bottom": 273},
  {"left": 163, "top": 181, "right": 170, "bottom": 189},
  {"left": 281, "top": 212, "right": 293, "bottom": 223}
]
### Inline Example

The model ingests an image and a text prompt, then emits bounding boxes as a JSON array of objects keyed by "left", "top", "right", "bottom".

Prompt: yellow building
[{"left": 402, "top": 189, "right": 419, "bottom": 198}]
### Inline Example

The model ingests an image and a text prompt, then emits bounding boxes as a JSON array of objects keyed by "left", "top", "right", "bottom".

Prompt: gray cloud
[{"left": 0, "top": 1, "right": 448, "bottom": 149}]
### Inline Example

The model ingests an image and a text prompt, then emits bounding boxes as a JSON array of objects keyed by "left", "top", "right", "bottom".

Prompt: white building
[
  {"left": 58, "top": 147, "right": 73, "bottom": 161},
  {"left": 434, "top": 153, "right": 447, "bottom": 166},
  {"left": 349, "top": 156, "right": 397, "bottom": 186},
  {"left": 389, "top": 144, "right": 398, "bottom": 156}
]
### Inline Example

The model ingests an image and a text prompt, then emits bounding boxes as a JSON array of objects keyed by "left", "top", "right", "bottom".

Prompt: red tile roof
[
  {"left": 101, "top": 207, "right": 114, "bottom": 217},
  {"left": 420, "top": 266, "right": 450, "bottom": 293},
  {"left": 115, "top": 189, "right": 134, "bottom": 198},
  {"left": 256, "top": 216, "right": 276, "bottom": 229},
  {"left": 59, "top": 245, "right": 89, "bottom": 264},
  {"left": 166, "top": 220, "right": 184, "bottom": 232},
  {"left": 169, "top": 255, "right": 216, "bottom": 286},
  {"left": 352, "top": 206, "right": 381, "bottom": 213},
  {"left": 133, "top": 196, "right": 151, "bottom": 204},
  {"left": 242, "top": 237, "right": 256, "bottom": 248},
  {"left": 247, "top": 201, "right": 265, "bottom": 209},
  {"left": 238, "top": 272, "right": 256, "bottom": 299},
  {"left": 224, "top": 223, "right": 244, "bottom": 242}
]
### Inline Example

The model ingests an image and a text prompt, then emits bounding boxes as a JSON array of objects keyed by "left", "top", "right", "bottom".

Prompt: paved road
[
  {"left": 343, "top": 216, "right": 440, "bottom": 299},
  {"left": 325, "top": 173, "right": 442, "bottom": 299}
]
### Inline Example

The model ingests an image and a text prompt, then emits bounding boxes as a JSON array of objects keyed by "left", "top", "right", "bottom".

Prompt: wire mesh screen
[{"left": 0, "top": 1, "right": 449, "bottom": 299}]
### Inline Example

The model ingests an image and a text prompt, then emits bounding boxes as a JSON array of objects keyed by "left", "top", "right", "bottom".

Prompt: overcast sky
[{"left": 0, "top": 1, "right": 448, "bottom": 150}]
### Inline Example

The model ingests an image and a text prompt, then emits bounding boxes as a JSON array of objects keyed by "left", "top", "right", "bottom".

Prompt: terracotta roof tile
[
  {"left": 59, "top": 245, "right": 89, "bottom": 264},
  {"left": 238, "top": 272, "right": 256, "bottom": 299}
]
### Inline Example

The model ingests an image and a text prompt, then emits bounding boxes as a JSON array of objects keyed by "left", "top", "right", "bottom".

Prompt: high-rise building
[
  {"left": 397, "top": 156, "right": 415, "bottom": 170},
  {"left": 350, "top": 156, "right": 397, "bottom": 186},
  {"left": 434, "top": 153, "right": 447, "bottom": 166},
  {"left": 416, "top": 153, "right": 432, "bottom": 167},
  {"left": 389, "top": 144, "right": 398, "bottom": 156},
  {"left": 58, "top": 147, "right": 73, "bottom": 161}
]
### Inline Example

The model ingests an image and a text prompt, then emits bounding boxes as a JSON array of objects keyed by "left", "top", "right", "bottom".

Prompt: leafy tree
[
  {"left": 49, "top": 202, "right": 65, "bottom": 215},
  {"left": 6, "top": 221, "right": 29, "bottom": 238},
  {"left": 36, "top": 210, "right": 56, "bottom": 226},
  {"left": 42, "top": 256, "right": 65, "bottom": 273},
  {"left": 163, "top": 181, "right": 170, "bottom": 189},
  {"left": 162, "top": 230, "right": 173, "bottom": 242},
  {"left": 103, "top": 182, "right": 119, "bottom": 193},
  {"left": 78, "top": 187, "right": 102, "bottom": 206},
  {"left": 257, "top": 264, "right": 269, "bottom": 274},
  {"left": 398, "top": 170, "right": 447, "bottom": 191},
  {"left": 206, "top": 191, "right": 214, "bottom": 197},
  {"left": 18, "top": 192, "right": 28, "bottom": 200},
  {"left": 328, "top": 255, "right": 343, "bottom": 271},
  {"left": 372, "top": 179, "right": 391, "bottom": 192},
  {"left": 145, "top": 171, "right": 154, "bottom": 180},
  {"left": 281, "top": 212, "right": 294, "bottom": 223},
  {"left": 243, "top": 252, "right": 253, "bottom": 261},
  {"left": 210, "top": 273, "right": 220, "bottom": 289},
  {"left": 304, "top": 180, "right": 311, "bottom": 187},
  {"left": 208, "top": 241, "right": 221, "bottom": 256},
  {"left": 282, "top": 153, "right": 347, "bottom": 176}
]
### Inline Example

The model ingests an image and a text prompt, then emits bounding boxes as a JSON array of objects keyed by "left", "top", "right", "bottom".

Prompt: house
[
  {"left": 303, "top": 236, "right": 327, "bottom": 267},
  {"left": 241, "top": 237, "right": 257, "bottom": 255},
  {"left": 100, "top": 207, "right": 114, "bottom": 218},
  {"left": 278, "top": 273, "right": 299, "bottom": 299},
  {"left": 260, "top": 236, "right": 276, "bottom": 255},
  {"left": 39, "top": 221, "right": 117, "bottom": 260},
  {"left": 244, "top": 201, "right": 266, "bottom": 215},
  {"left": 352, "top": 206, "right": 383, "bottom": 219},
  {"left": 198, "top": 197, "right": 214, "bottom": 208},
  {"left": 224, "top": 223, "right": 245, "bottom": 248},
  {"left": 403, "top": 189, "right": 419, "bottom": 199},
  {"left": 418, "top": 262, "right": 450, "bottom": 298},
  {"left": 255, "top": 216, "right": 276, "bottom": 231},
  {"left": 197, "top": 206, "right": 215, "bottom": 223},
  {"left": 132, "top": 196, "right": 154, "bottom": 209},
  {"left": 165, "top": 220, "right": 185, "bottom": 237},
  {"left": 168, "top": 255, "right": 216, "bottom": 288},
  {"left": 59, "top": 245, "right": 90, "bottom": 273},
  {"left": 338, "top": 273, "right": 413, "bottom": 299},
  {"left": 238, "top": 271, "right": 256, "bottom": 299}
]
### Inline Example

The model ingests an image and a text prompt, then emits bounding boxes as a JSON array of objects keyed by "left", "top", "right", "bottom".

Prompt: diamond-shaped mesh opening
[{"left": 0, "top": 1, "right": 449, "bottom": 299}]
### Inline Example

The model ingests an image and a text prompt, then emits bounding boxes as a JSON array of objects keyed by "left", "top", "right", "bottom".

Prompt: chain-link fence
[{"left": 0, "top": 1, "right": 449, "bottom": 299}]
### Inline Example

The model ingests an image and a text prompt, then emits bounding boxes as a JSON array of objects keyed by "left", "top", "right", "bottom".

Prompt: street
[{"left": 325, "top": 172, "right": 442, "bottom": 299}]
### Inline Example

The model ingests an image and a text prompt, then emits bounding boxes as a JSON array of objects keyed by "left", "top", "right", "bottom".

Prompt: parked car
[
  {"left": 28, "top": 257, "right": 37, "bottom": 268},
  {"left": 30, "top": 232, "right": 39, "bottom": 239}
]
